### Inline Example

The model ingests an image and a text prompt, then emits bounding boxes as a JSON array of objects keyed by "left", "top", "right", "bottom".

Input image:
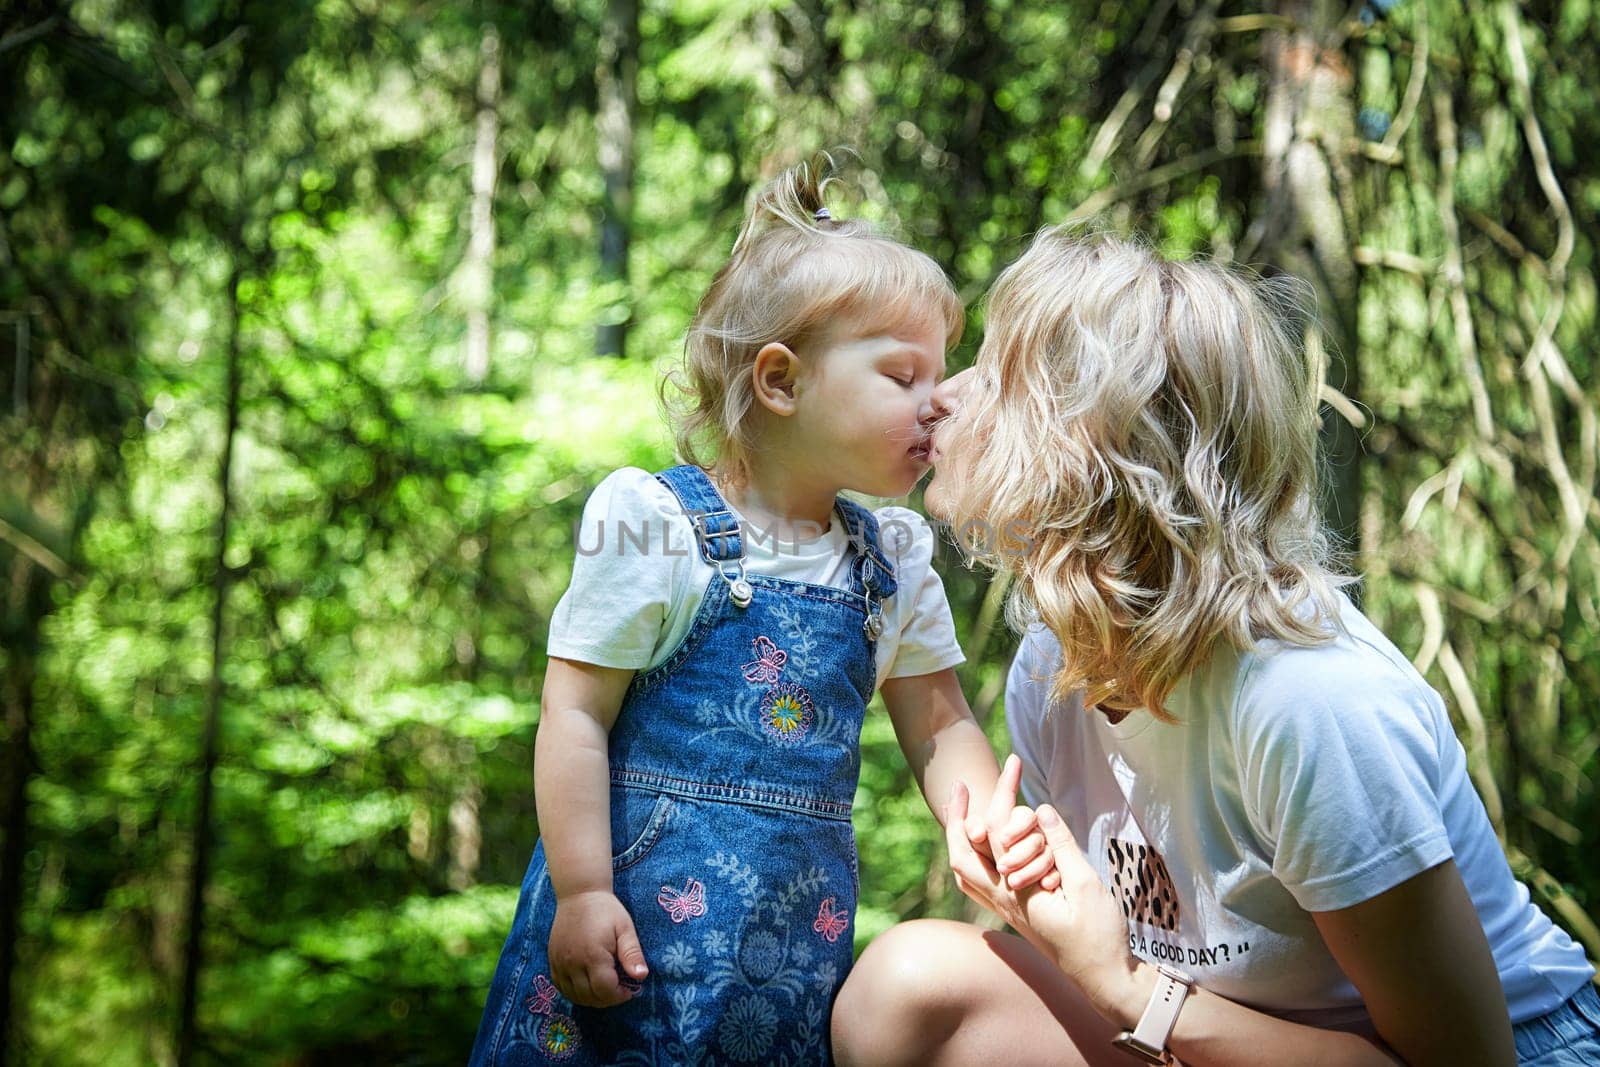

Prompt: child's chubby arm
[
  {"left": 879, "top": 668, "right": 1059, "bottom": 891},
  {"left": 536, "top": 656, "right": 650, "bottom": 1007}
]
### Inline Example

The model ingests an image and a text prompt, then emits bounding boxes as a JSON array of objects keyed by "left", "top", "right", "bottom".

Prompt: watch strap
[{"left": 1113, "top": 964, "right": 1192, "bottom": 1062}]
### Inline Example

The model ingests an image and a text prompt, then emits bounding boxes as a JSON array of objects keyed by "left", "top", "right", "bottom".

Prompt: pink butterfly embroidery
[
  {"left": 740, "top": 636, "right": 788, "bottom": 684},
  {"left": 657, "top": 877, "right": 708, "bottom": 923},
  {"left": 813, "top": 896, "right": 848, "bottom": 943},
  {"left": 526, "top": 974, "right": 559, "bottom": 1015}
]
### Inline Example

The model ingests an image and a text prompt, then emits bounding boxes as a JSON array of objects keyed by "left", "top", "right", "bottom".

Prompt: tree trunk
[
  {"left": 1251, "top": 0, "right": 1363, "bottom": 566},
  {"left": 448, "top": 514, "right": 491, "bottom": 891},
  {"left": 2, "top": 312, "right": 28, "bottom": 418},
  {"left": 0, "top": 571, "right": 41, "bottom": 1067},
  {"left": 174, "top": 248, "right": 244, "bottom": 1067},
  {"left": 447, "top": 778, "right": 483, "bottom": 892},
  {"left": 464, "top": 26, "right": 500, "bottom": 385},
  {"left": 594, "top": 0, "right": 637, "bottom": 358}
]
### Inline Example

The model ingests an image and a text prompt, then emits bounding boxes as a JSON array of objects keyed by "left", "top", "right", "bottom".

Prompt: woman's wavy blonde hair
[
  {"left": 942, "top": 229, "right": 1350, "bottom": 720},
  {"left": 663, "top": 154, "right": 964, "bottom": 485}
]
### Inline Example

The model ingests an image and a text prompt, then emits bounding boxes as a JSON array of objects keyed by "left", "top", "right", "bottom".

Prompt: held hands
[
  {"left": 946, "top": 756, "right": 1142, "bottom": 1013},
  {"left": 960, "top": 754, "right": 1061, "bottom": 893},
  {"left": 548, "top": 890, "right": 650, "bottom": 1008}
]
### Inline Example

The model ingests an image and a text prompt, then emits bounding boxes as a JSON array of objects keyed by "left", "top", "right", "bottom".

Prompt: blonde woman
[{"left": 831, "top": 230, "right": 1599, "bottom": 1067}]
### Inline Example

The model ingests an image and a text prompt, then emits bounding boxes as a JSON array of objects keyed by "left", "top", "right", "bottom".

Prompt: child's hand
[
  {"left": 995, "top": 819, "right": 1060, "bottom": 891},
  {"left": 980, "top": 755, "right": 1063, "bottom": 893},
  {"left": 549, "top": 890, "right": 650, "bottom": 1007}
]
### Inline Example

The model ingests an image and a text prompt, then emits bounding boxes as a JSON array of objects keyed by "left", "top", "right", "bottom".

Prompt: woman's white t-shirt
[
  {"left": 548, "top": 467, "right": 965, "bottom": 688},
  {"left": 1007, "top": 595, "right": 1593, "bottom": 1030}
]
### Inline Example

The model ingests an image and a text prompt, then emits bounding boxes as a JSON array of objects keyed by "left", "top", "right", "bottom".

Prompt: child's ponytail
[{"left": 730, "top": 153, "right": 843, "bottom": 259}]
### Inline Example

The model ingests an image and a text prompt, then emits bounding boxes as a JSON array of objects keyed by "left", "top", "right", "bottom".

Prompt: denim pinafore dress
[{"left": 471, "top": 465, "right": 898, "bottom": 1066}]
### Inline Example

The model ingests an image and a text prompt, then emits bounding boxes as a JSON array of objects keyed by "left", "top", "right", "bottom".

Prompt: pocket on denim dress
[{"left": 610, "top": 789, "right": 673, "bottom": 871}]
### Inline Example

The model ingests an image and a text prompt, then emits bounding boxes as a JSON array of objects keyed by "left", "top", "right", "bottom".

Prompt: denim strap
[
  {"left": 655, "top": 465, "right": 744, "bottom": 566},
  {"left": 834, "top": 497, "right": 899, "bottom": 602},
  {"left": 654, "top": 464, "right": 900, "bottom": 603}
]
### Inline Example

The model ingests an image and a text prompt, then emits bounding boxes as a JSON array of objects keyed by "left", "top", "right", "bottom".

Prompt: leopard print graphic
[{"left": 1106, "top": 837, "right": 1180, "bottom": 932}]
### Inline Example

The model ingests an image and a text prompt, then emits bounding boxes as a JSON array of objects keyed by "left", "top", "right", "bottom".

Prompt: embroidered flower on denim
[
  {"left": 759, "top": 682, "right": 813, "bottom": 744},
  {"left": 717, "top": 993, "right": 778, "bottom": 1062},
  {"left": 538, "top": 1013, "right": 581, "bottom": 1058},
  {"left": 738, "top": 929, "right": 784, "bottom": 981},
  {"left": 660, "top": 940, "right": 698, "bottom": 978}
]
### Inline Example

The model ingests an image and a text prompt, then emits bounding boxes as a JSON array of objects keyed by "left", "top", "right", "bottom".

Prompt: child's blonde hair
[
  {"left": 942, "top": 228, "right": 1350, "bottom": 720},
  {"left": 664, "top": 154, "right": 964, "bottom": 485}
]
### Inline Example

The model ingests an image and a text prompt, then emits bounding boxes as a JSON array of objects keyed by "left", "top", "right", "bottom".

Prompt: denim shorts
[{"left": 1513, "top": 982, "right": 1600, "bottom": 1065}]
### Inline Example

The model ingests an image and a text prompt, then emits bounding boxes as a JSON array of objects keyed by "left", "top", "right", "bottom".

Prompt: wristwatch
[{"left": 1111, "top": 964, "right": 1194, "bottom": 1064}]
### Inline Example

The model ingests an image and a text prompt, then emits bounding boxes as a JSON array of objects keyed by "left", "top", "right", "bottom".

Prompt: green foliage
[{"left": 3, "top": 0, "right": 1598, "bottom": 1062}]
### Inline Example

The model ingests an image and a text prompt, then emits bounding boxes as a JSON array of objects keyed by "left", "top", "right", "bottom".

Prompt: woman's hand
[
  {"left": 960, "top": 755, "right": 1060, "bottom": 893},
  {"left": 946, "top": 763, "right": 1142, "bottom": 1015}
]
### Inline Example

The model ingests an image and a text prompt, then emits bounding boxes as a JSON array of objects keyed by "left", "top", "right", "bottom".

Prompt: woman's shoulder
[
  {"left": 1004, "top": 626, "right": 1087, "bottom": 740},
  {"left": 1011, "top": 623, "right": 1062, "bottom": 676},
  {"left": 1237, "top": 597, "right": 1419, "bottom": 690},
  {"left": 1226, "top": 595, "right": 1448, "bottom": 747}
]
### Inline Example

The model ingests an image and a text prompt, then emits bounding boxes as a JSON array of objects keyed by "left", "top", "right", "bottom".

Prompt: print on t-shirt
[{"left": 1107, "top": 837, "right": 1180, "bottom": 932}]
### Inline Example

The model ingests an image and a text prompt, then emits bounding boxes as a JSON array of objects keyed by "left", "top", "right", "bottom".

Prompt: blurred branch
[
  {"left": 1498, "top": 2, "right": 1591, "bottom": 577},
  {"left": 963, "top": 570, "right": 1013, "bottom": 725},
  {"left": 1378, "top": 0, "right": 1427, "bottom": 154},
  {"left": 1080, "top": 0, "right": 1187, "bottom": 178},
  {"left": 1319, "top": 382, "right": 1366, "bottom": 430},
  {"left": 1215, "top": 14, "right": 1295, "bottom": 34},
  {"left": 1410, "top": 584, "right": 1444, "bottom": 676},
  {"left": 0, "top": 16, "right": 60, "bottom": 56},
  {"left": 1066, "top": 140, "right": 1261, "bottom": 222},
  {"left": 1498, "top": 2, "right": 1574, "bottom": 283},
  {"left": 1352, "top": 246, "right": 1432, "bottom": 276},
  {"left": 1431, "top": 86, "right": 1495, "bottom": 440},
  {"left": 1438, "top": 640, "right": 1504, "bottom": 834},
  {"left": 1508, "top": 847, "right": 1600, "bottom": 965},
  {"left": 1080, "top": 33, "right": 1168, "bottom": 176},
  {"left": 0, "top": 518, "right": 71, "bottom": 580},
  {"left": 1462, "top": 208, "right": 1547, "bottom": 278},
  {"left": 0, "top": 218, "right": 143, "bottom": 403},
  {"left": 1133, "top": 0, "right": 1222, "bottom": 170}
]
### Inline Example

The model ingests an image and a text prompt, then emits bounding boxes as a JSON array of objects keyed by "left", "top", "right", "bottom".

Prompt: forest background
[{"left": 3, "top": 0, "right": 1598, "bottom": 1063}]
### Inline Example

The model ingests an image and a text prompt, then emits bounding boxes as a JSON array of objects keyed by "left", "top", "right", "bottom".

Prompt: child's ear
[{"left": 751, "top": 342, "right": 803, "bottom": 415}]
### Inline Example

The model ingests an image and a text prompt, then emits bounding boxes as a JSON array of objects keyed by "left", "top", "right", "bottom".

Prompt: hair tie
[{"left": 814, "top": 207, "right": 832, "bottom": 222}]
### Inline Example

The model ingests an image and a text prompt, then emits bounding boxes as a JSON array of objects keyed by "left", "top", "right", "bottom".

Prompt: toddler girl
[{"left": 469, "top": 159, "right": 1048, "bottom": 1066}]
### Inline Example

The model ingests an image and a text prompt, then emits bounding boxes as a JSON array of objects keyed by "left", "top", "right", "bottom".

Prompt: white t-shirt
[
  {"left": 1007, "top": 595, "right": 1593, "bottom": 1031},
  {"left": 548, "top": 467, "right": 965, "bottom": 688}
]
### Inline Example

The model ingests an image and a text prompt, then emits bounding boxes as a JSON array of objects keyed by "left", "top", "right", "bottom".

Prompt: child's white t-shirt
[
  {"left": 548, "top": 467, "right": 965, "bottom": 688},
  {"left": 1007, "top": 594, "right": 1594, "bottom": 1031}
]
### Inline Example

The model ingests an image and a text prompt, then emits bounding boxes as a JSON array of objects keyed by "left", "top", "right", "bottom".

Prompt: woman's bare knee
[
  {"left": 832, "top": 919, "right": 1105, "bottom": 1067},
  {"left": 831, "top": 920, "right": 990, "bottom": 1066}
]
